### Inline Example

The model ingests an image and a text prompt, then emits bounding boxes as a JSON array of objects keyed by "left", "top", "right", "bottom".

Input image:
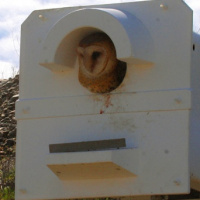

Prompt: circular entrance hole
[{"left": 77, "top": 32, "right": 127, "bottom": 93}]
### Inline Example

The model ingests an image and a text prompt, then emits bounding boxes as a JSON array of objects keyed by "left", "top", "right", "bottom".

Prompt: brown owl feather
[{"left": 77, "top": 32, "right": 126, "bottom": 93}]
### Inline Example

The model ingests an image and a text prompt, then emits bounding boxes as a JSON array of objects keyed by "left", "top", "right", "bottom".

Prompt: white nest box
[{"left": 15, "top": 0, "right": 200, "bottom": 199}]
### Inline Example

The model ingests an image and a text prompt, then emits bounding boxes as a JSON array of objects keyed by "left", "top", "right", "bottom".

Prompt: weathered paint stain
[
  {"left": 100, "top": 109, "right": 104, "bottom": 114},
  {"left": 104, "top": 95, "right": 113, "bottom": 108}
]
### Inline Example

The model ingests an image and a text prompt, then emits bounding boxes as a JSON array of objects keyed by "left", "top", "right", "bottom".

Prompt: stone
[
  {"left": 5, "top": 139, "right": 16, "bottom": 147},
  {"left": 8, "top": 129, "right": 16, "bottom": 138},
  {"left": 0, "top": 75, "right": 19, "bottom": 157}
]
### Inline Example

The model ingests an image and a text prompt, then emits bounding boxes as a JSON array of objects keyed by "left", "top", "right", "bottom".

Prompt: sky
[{"left": 0, "top": 0, "right": 199, "bottom": 79}]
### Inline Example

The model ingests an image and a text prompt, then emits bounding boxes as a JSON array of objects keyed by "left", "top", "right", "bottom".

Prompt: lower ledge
[{"left": 46, "top": 148, "right": 138, "bottom": 180}]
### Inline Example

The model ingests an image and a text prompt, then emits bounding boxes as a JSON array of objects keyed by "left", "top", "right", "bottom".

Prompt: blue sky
[{"left": 0, "top": 0, "right": 199, "bottom": 79}]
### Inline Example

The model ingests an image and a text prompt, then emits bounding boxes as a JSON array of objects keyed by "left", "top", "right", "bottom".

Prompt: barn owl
[{"left": 77, "top": 32, "right": 126, "bottom": 93}]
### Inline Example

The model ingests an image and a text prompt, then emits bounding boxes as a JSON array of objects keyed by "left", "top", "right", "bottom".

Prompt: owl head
[{"left": 77, "top": 32, "right": 126, "bottom": 93}]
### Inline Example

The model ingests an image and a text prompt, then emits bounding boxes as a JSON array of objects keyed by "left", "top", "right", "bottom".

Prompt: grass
[{"left": 0, "top": 157, "right": 15, "bottom": 200}]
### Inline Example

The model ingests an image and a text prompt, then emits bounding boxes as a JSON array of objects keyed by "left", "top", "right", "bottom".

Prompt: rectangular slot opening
[{"left": 49, "top": 138, "right": 126, "bottom": 153}]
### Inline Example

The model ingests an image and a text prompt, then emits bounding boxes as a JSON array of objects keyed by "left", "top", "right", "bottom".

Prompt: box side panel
[{"left": 190, "top": 32, "right": 200, "bottom": 191}]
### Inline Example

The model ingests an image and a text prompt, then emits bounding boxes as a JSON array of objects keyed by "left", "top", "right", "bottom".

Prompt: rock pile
[{"left": 0, "top": 75, "right": 19, "bottom": 157}]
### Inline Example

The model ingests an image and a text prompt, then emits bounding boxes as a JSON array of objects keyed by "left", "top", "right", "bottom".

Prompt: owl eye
[{"left": 92, "top": 51, "right": 101, "bottom": 61}]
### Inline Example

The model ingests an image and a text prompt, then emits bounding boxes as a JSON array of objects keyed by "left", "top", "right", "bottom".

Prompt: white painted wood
[
  {"left": 15, "top": 0, "right": 195, "bottom": 199},
  {"left": 16, "top": 111, "right": 190, "bottom": 199},
  {"left": 47, "top": 149, "right": 138, "bottom": 180},
  {"left": 39, "top": 7, "right": 154, "bottom": 70},
  {"left": 16, "top": 90, "right": 191, "bottom": 120},
  {"left": 190, "top": 31, "right": 200, "bottom": 191},
  {"left": 18, "top": 0, "right": 192, "bottom": 99}
]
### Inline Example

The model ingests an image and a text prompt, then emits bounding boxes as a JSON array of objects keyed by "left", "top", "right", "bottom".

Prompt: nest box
[{"left": 15, "top": 0, "right": 200, "bottom": 199}]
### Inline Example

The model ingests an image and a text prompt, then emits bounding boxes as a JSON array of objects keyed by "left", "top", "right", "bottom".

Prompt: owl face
[
  {"left": 77, "top": 45, "right": 108, "bottom": 77},
  {"left": 77, "top": 32, "right": 117, "bottom": 78}
]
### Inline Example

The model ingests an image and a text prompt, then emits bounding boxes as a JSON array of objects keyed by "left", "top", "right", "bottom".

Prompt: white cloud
[
  {"left": 0, "top": 61, "right": 19, "bottom": 79},
  {"left": 184, "top": 0, "right": 200, "bottom": 34},
  {"left": 0, "top": 36, "right": 19, "bottom": 61},
  {"left": 0, "top": 0, "right": 62, "bottom": 78}
]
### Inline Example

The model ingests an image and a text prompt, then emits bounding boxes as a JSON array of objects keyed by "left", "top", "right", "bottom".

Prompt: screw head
[
  {"left": 160, "top": 4, "right": 168, "bottom": 10},
  {"left": 39, "top": 14, "right": 46, "bottom": 21}
]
